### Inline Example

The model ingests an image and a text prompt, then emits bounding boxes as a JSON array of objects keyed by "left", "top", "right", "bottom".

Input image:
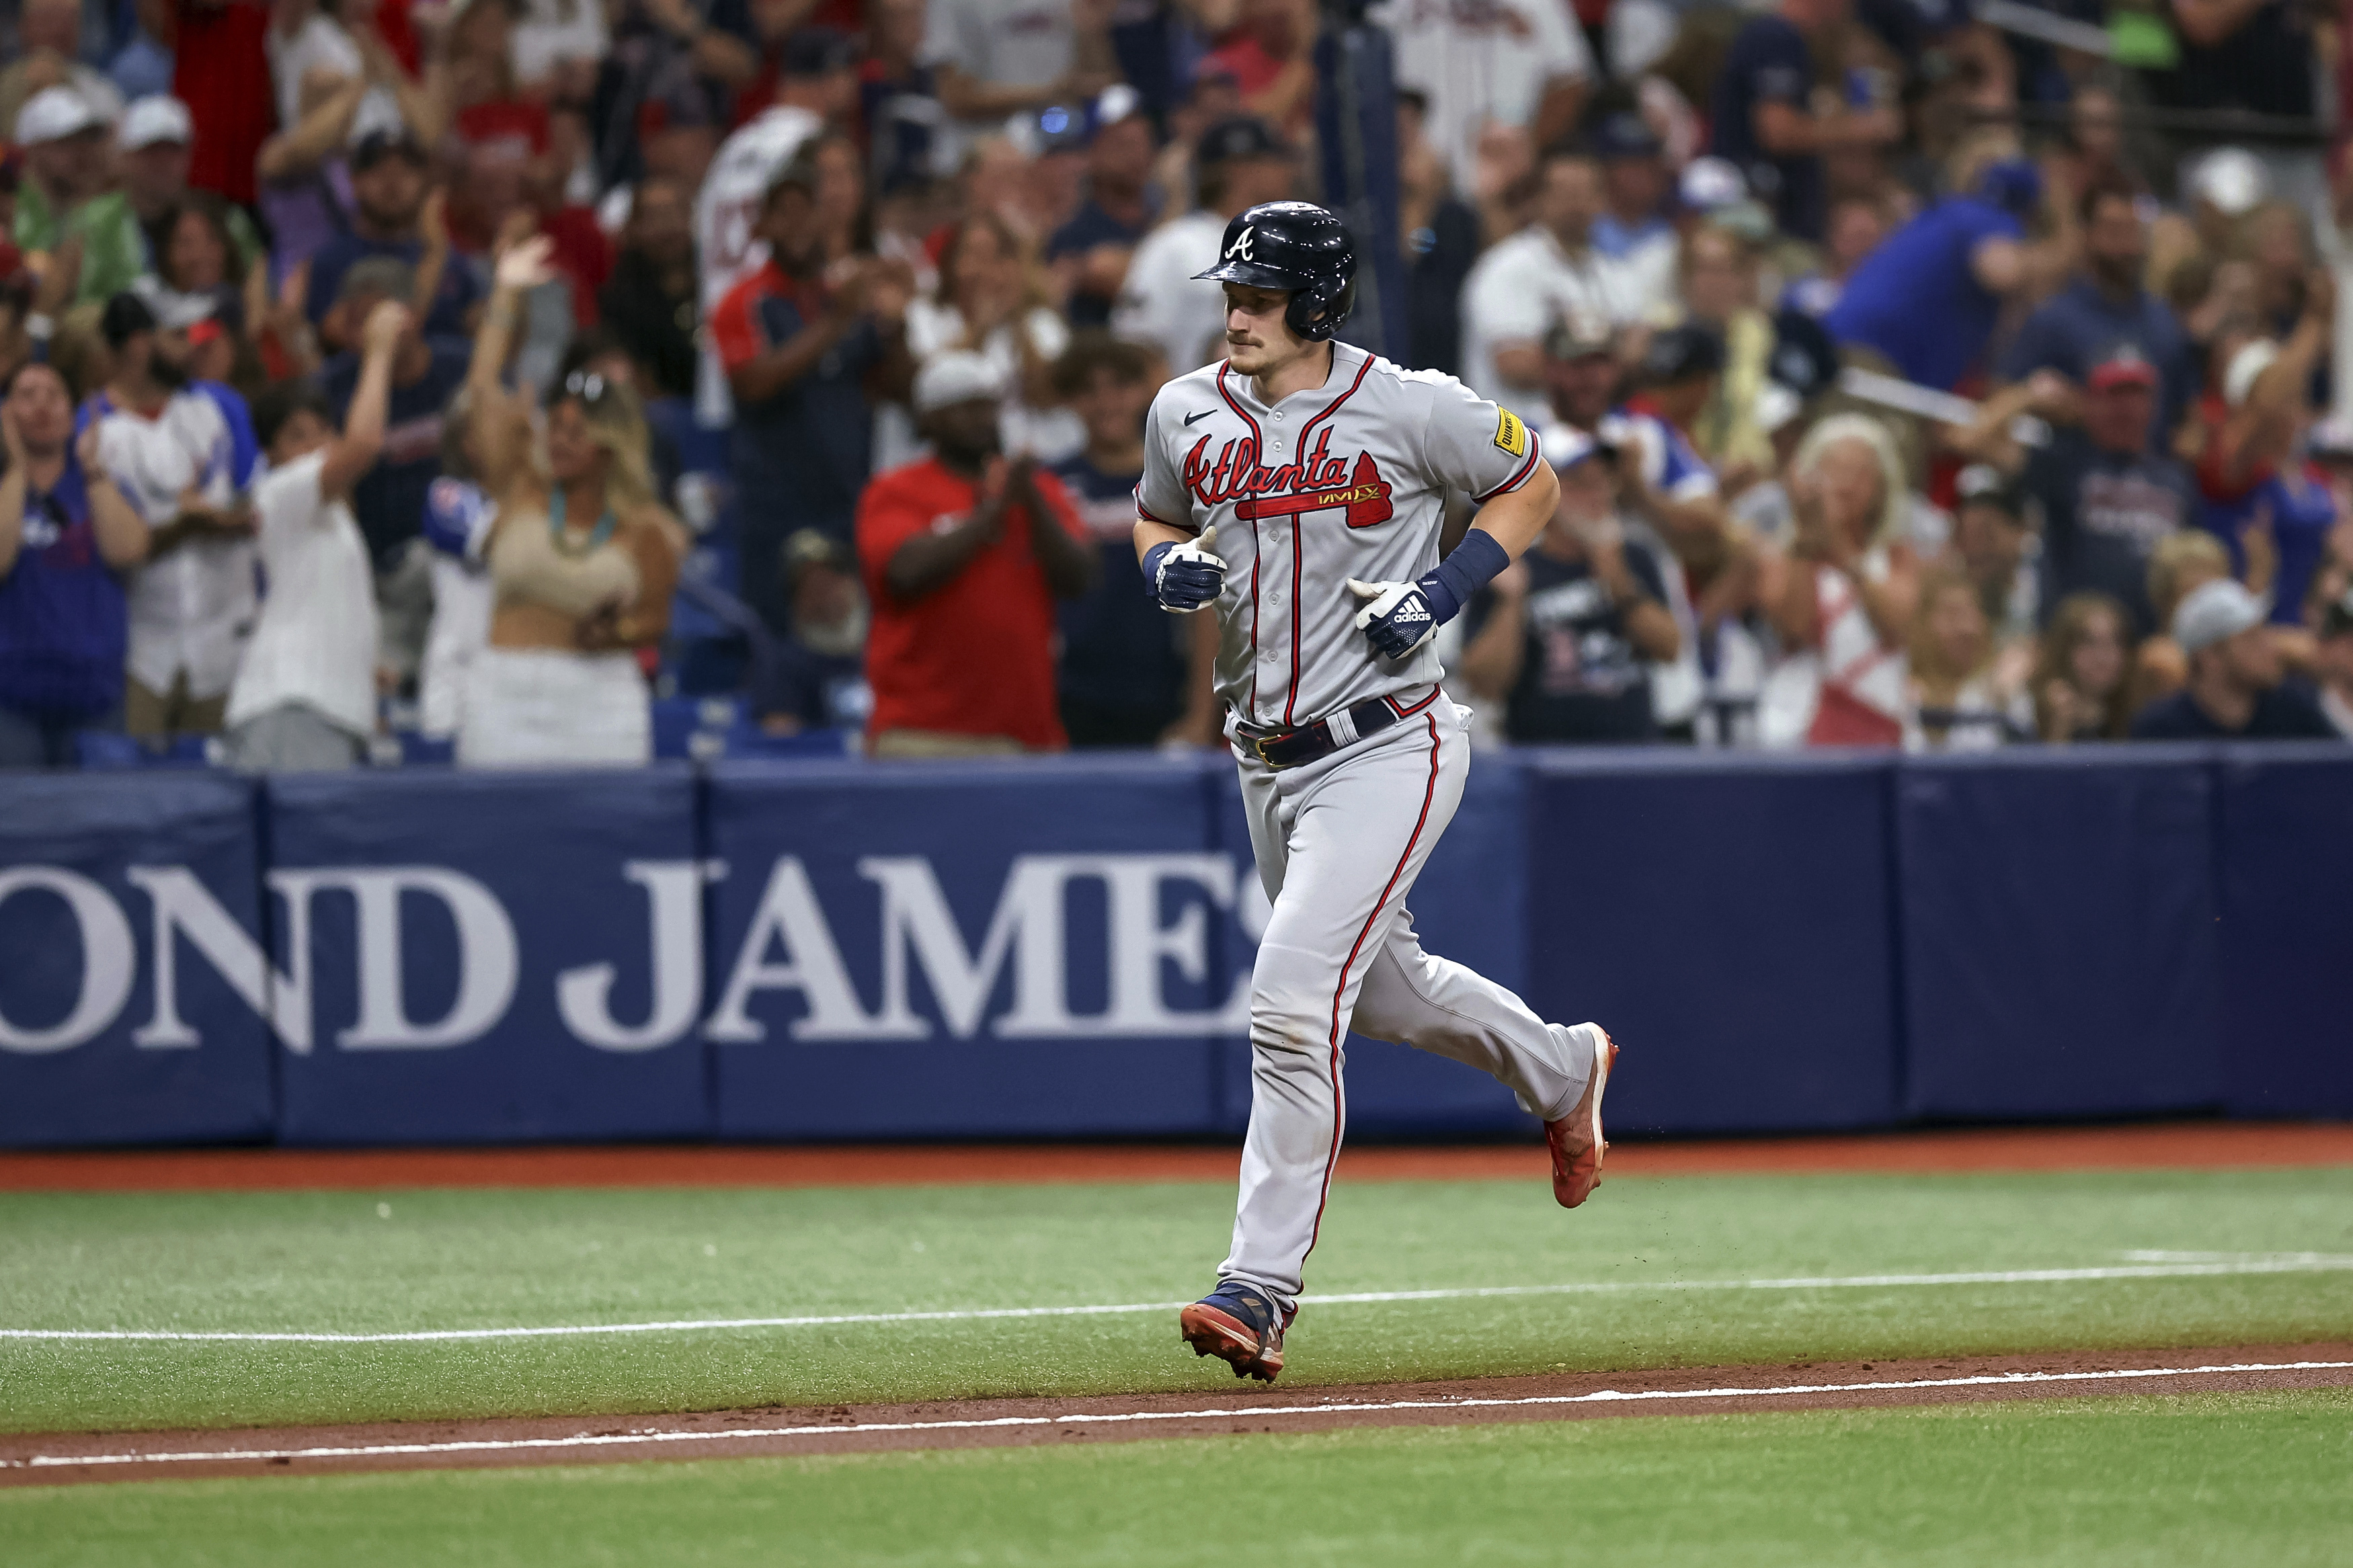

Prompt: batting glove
[
  {"left": 1144, "top": 525, "right": 1226, "bottom": 613},
  {"left": 1347, "top": 577, "right": 1439, "bottom": 660}
]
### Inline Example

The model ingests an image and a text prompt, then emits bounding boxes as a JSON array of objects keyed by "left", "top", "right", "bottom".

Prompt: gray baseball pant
[{"left": 1220, "top": 696, "right": 1593, "bottom": 1309}]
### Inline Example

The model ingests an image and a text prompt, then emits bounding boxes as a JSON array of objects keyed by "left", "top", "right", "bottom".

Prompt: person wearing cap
[
  {"left": 2192, "top": 273, "right": 2338, "bottom": 631},
  {"left": 1708, "top": 0, "right": 1900, "bottom": 243},
  {"left": 923, "top": 0, "right": 1121, "bottom": 165},
  {"left": 1825, "top": 132, "right": 2075, "bottom": 394},
  {"left": 713, "top": 151, "right": 915, "bottom": 634},
  {"left": 1113, "top": 115, "right": 1293, "bottom": 375},
  {"left": 1589, "top": 110, "right": 1678, "bottom": 317},
  {"left": 1462, "top": 145, "right": 1646, "bottom": 426},
  {"left": 1372, "top": 0, "right": 1591, "bottom": 199},
  {"left": 0, "top": 360, "right": 151, "bottom": 766},
  {"left": 118, "top": 96, "right": 263, "bottom": 283},
  {"left": 1046, "top": 88, "right": 1158, "bottom": 329},
  {"left": 1456, "top": 429, "right": 1679, "bottom": 743},
  {"left": 1946, "top": 462, "right": 2038, "bottom": 655},
  {"left": 87, "top": 288, "right": 257, "bottom": 739},
  {"left": 750, "top": 528, "right": 874, "bottom": 737},
  {"left": 11, "top": 86, "right": 149, "bottom": 309},
  {"left": 0, "top": 0, "right": 126, "bottom": 145},
  {"left": 304, "top": 126, "right": 481, "bottom": 341},
  {"left": 856, "top": 350, "right": 1098, "bottom": 756},
  {"left": 2018, "top": 345, "right": 2192, "bottom": 638},
  {"left": 2000, "top": 177, "right": 2193, "bottom": 443},
  {"left": 2128, "top": 577, "right": 2338, "bottom": 739}
]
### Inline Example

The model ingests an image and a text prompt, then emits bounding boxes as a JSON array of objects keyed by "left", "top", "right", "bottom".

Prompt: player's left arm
[{"left": 1348, "top": 382, "right": 1557, "bottom": 659}]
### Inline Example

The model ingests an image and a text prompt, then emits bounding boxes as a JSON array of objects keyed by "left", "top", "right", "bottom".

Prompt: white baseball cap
[
  {"left": 912, "top": 352, "right": 1006, "bottom": 414},
  {"left": 118, "top": 95, "right": 194, "bottom": 150},
  {"left": 2172, "top": 577, "right": 2268, "bottom": 654},
  {"left": 2223, "top": 338, "right": 2278, "bottom": 409},
  {"left": 13, "top": 85, "right": 103, "bottom": 147}
]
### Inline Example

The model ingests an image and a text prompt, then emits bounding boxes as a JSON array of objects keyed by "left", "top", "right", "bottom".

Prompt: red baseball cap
[{"left": 2087, "top": 345, "right": 2157, "bottom": 393}]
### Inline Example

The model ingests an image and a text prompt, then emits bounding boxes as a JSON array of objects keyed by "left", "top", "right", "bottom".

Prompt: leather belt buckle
[{"left": 1252, "top": 732, "right": 1284, "bottom": 766}]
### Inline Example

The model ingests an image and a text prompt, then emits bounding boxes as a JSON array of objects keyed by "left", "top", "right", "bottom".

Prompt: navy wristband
[
  {"left": 1141, "top": 540, "right": 1174, "bottom": 595},
  {"left": 1417, "top": 528, "right": 1511, "bottom": 627}
]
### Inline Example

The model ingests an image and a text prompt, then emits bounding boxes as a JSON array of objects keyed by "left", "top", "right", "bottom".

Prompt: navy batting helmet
[{"left": 1191, "top": 200, "right": 1357, "bottom": 343}]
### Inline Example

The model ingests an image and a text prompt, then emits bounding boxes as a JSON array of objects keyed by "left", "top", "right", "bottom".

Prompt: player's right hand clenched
[{"left": 1144, "top": 525, "right": 1225, "bottom": 613}]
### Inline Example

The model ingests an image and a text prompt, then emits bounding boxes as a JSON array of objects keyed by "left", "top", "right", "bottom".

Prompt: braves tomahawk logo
[{"left": 1183, "top": 427, "right": 1394, "bottom": 528}]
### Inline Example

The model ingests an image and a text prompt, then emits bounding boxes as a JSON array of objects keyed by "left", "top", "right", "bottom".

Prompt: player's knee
[{"left": 1246, "top": 983, "right": 1327, "bottom": 1058}]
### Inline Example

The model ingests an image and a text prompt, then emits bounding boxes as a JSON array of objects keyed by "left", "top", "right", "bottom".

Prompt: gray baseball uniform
[{"left": 1138, "top": 342, "right": 1595, "bottom": 1309}]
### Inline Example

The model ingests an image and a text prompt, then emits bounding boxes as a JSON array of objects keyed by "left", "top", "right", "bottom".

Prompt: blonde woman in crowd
[
  {"left": 2032, "top": 591, "right": 2136, "bottom": 743},
  {"left": 456, "top": 235, "right": 681, "bottom": 768},
  {"left": 1759, "top": 413, "right": 1919, "bottom": 747},
  {"left": 906, "top": 210, "right": 1081, "bottom": 461},
  {"left": 1903, "top": 565, "right": 2021, "bottom": 751}
]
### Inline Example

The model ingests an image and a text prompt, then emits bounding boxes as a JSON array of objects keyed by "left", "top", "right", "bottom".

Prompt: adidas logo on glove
[{"left": 1392, "top": 601, "right": 1431, "bottom": 625}]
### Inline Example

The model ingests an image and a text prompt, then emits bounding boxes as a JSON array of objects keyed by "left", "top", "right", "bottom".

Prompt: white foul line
[
  {"left": 3, "top": 1253, "right": 2348, "bottom": 1346},
  {"left": 9, "top": 1360, "right": 2350, "bottom": 1471}
]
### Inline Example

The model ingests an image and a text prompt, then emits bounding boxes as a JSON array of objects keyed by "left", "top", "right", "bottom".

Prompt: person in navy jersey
[
  {"left": 1048, "top": 333, "right": 1214, "bottom": 747},
  {"left": 752, "top": 529, "right": 874, "bottom": 737},
  {"left": 1709, "top": 0, "right": 1900, "bottom": 243},
  {"left": 2002, "top": 180, "right": 2194, "bottom": 443},
  {"left": 315, "top": 258, "right": 473, "bottom": 571},
  {"left": 0, "top": 362, "right": 151, "bottom": 766},
  {"left": 1045, "top": 89, "right": 1159, "bottom": 331},
  {"left": 713, "top": 153, "right": 916, "bottom": 636},
  {"left": 304, "top": 130, "right": 483, "bottom": 342},
  {"left": 2195, "top": 283, "right": 2340, "bottom": 627},
  {"left": 2023, "top": 349, "right": 2192, "bottom": 638},
  {"left": 1458, "top": 431, "right": 1681, "bottom": 743},
  {"left": 1827, "top": 145, "right": 2063, "bottom": 391}
]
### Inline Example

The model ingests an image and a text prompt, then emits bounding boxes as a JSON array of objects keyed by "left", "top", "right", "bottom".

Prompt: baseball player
[{"left": 1133, "top": 201, "right": 1620, "bottom": 1383}]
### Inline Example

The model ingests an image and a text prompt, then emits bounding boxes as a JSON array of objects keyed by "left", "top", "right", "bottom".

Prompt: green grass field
[
  {"left": 8, "top": 1391, "right": 2351, "bottom": 1567},
  {"left": 3, "top": 1166, "right": 2350, "bottom": 1434}
]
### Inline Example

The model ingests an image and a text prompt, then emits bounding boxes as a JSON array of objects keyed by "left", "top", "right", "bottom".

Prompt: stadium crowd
[{"left": 3, "top": 0, "right": 2352, "bottom": 770}]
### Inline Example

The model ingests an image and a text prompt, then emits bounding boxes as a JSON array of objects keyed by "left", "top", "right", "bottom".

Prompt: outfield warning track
[{"left": 5, "top": 1344, "right": 2348, "bottom": 1484}]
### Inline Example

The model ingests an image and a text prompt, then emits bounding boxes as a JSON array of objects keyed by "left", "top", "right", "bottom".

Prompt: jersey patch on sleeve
[{"left": 1494, "top": 407, "right": 1529, "bottom": 458}]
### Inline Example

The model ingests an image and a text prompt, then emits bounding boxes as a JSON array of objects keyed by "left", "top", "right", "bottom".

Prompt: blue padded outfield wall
[{"left": 0, "top": 743, "right": 2345, "bottom": 1147}]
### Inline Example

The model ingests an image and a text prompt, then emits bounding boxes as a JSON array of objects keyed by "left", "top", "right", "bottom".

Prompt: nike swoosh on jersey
[{"left": 1183, "top": 409, "right": 1214, "bottom": 426}]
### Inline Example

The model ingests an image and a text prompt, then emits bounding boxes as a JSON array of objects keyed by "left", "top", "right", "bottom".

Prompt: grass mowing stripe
[
  {"left": 7, "top": 1252, "right": 2349, "bottom": 1344},
  {"left": 15, "top": 1360, "right": 2352, "bottom": 1471}
]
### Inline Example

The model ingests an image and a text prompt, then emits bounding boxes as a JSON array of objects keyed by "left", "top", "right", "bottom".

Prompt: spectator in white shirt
[
  {"left": 89, "top": 290, "right": 256, "bottom": 739},
  {"left": 1113, "top": 115, "right": 1294, "bottom": 374},
  {"left": 220, "top": 300, "right": 407, "bottom": 772},
  {"left": 1461, "top": 145, "right": 1646, "bottom": 425},
  {"left": 924, "top": 0, "right": 1121, "bottom": 165},
  {"left": 1373, "top": 0, "right": 1591, "bottom": 198}
]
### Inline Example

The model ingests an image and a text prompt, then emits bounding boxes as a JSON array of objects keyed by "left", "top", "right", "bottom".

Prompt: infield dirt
[{"left": 7, "top": 1342, "right": 2350, "bottom": 1485}]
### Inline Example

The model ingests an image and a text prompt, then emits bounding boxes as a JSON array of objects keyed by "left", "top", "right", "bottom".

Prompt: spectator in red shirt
[
  {"left": 857, "top": 352, "right": 1098, "bottom": 757},
  {"left": 143, "top": 0, "right": 276, "bottom": 206}
]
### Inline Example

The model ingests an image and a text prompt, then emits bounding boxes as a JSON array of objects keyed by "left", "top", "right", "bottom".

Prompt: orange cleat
[{"left": 1544, "top": 1024, "right": 1618, "bottom": 1208}]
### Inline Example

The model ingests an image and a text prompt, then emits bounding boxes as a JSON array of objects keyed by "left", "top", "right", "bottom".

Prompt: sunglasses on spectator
[{"left": 562, "top": 371, "right": 612, "bottom": 405}]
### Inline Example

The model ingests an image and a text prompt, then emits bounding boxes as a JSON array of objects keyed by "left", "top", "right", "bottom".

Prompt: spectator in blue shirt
[
  {"left": 0, "top": 362, "right": 151, "bottom": 766},
  {"left": 1045, "top": 88, "right": 1159, "bottom": 330},
  {"left": 2003, "top": 179, "right": 2194, "bottom": 442},
  {"left": 1048, "top": 331, "right": 1213, "bottom": 747},
  {"left": 1825, "top": 144, "right": 2060, "bottom": 391},
  {"left": 305, "top": 130, "right": 481, "bottom": 342},
  {"left": 752, "top": 529, "right": 873, "bottom": 737},
  {"left": 315, "top": 257, "right": 473, "bottom": 571},
  {"left": 1708, "top": 0, "right": 1900, "bottom": 243},
  {"left": 713, "top": 153, "right": 917, "bottom": 636}
]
